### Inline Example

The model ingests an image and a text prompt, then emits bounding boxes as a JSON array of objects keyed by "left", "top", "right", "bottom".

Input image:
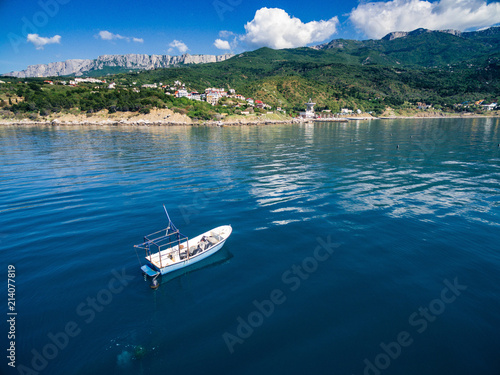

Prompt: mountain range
[
  {"left": 312, "top": 26, "right": 500, "bottom": 67},
  {"left": 4, "top": 27, "right": 500, "bottom": 78},
  {"left": 3, "top": 53, "right": 234, "bottom": 78}
]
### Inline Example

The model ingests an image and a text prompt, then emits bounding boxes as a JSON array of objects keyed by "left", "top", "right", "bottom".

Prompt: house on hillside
[
  {"left": 483, "top": 102, "right": 498, "bottom": 111},
  {"left": 206, "top": 93, "right": 220, "bottom": 106},
  {"left": 255, "top": 100, "right": 264, "bottom": 109},
  {"left": 176, "top": 89, "right": 189, "bottom": 98},
  {"left": 190, "top": 92, "right": 201, "bottom": 101},
  {"left": 417, "top": 102, "right": 432, "bottom": 110}
]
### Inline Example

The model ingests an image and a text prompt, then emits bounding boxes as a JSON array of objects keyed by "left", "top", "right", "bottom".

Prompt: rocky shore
[
  {"left": 0, "top": 108, "right": 301, "bottom": 127},
  {"left": 0, "top": 118, "right": 300, "bottom": 127},
  {"left": 1, "top": 108, "right": 499, "bottom": 127}
]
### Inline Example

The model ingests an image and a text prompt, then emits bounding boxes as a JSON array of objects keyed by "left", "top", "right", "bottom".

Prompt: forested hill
[{"left": 314, "top": 27, "right": 500, "bottom": 68}]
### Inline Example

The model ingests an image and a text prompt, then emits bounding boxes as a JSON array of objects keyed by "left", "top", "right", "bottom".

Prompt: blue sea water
[{"left": 1, "top": 118, "right": 500, "bottom": 375}]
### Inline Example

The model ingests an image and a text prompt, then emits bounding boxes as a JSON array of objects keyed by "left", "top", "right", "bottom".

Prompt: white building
[
  {"left": 483, "top": 103, "right": 498, "bottom": 111},
  {"left": 206, "top": 93, "right": 220, "bottom": 106},
  {"left": 299, "top": 98, "right": 316, "bottom": 118},
  {"left": 206, "top": 88, "right": 227, "bottom": 97},
  {"left": 74, "top": 77, "right": 105, "bottom": 84},
  {"left": 176, "top": 89, "right": 189, "bottom": 98},
  {"left": 189, "top": 92, "right": 202, "bottom": 101}
]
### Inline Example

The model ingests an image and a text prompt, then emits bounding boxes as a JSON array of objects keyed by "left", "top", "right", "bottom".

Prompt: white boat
[{"left": 135, "top": 207, "right": 232, "bottom": 282}]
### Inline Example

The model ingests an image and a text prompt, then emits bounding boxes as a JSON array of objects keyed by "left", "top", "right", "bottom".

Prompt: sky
[{"left": 1, "top": 0, "right": 500, "bottom": 74}]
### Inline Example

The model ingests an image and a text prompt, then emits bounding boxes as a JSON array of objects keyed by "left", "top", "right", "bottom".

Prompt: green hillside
[{"left": 319, "top": 27, "right": 500, "bottom": 67}]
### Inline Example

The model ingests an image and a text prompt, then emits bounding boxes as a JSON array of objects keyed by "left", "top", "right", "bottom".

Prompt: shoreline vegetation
[{"left": 1, "top": 108, "right": 499, "bottom": 127}]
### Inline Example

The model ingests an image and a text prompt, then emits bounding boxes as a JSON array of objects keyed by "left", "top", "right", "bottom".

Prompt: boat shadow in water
[{"left": 146, "top": 246, "right": 233, "bottom": 288}]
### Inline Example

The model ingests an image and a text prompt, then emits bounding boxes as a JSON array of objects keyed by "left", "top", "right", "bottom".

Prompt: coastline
[
  {"left": 0, "top": 119, "right": 300, "bottom": 127},
  {"left": 1, "top": 109, "right": 499, "bottom": 127},
  {"left": 0, "top": 108, "right": 301, "bottom": 127}
]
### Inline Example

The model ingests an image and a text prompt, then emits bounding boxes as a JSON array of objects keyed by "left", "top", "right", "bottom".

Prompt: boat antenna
[{"left": 163, "top": 205, "right": 178, "bottom": 232}]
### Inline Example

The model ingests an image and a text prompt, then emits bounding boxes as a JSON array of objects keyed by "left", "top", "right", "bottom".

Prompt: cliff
[{"left": 3, "top": 53, "right": 234, "bottom": 78}]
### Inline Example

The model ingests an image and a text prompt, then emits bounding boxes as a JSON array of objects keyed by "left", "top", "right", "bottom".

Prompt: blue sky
[{"left": 1, "top": 0, "right": 500, "bottom": 74}]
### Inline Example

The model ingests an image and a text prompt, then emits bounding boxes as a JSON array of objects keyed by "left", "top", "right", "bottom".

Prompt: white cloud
[
  {"left": 97, "top": 30, "right": 143, "bottom": 43},
  {"left": 349, "top": 0, "right": 500, "bottom": 39},
  {"left": 168, "top": 40, "right": 189, "bottom": 54},
  {"left": 214, "top": 39, "right": 231, "bottom": 50},
  {"left": 242, "top": 7, "right": 339, "bottom": 49},
  {"left": 219, "top": 30, "right": 237, "bottom": 39},
  {"left": 98, "top": 30, "right": 126, "bottom": 40},
  {"left": 27, "top": 34, "right": 61, "bottom": 50}
]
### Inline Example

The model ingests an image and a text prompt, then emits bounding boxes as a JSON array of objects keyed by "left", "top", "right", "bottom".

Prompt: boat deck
[{"left": 147, "top": 235, "right": 220, "bottom": 269}]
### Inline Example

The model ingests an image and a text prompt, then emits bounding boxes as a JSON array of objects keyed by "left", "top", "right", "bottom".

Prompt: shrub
[{"left": 173, "top": 107, "right": 188, "bottom": 115}]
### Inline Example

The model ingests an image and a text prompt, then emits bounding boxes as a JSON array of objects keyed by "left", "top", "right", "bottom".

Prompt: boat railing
[{"left": 134, "top": 226, "right": 189, "bottom": 268}]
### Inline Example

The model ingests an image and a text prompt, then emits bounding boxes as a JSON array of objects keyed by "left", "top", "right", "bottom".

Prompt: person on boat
[{"left": 199, "top": 236, "right": 208, "bottom": 251}]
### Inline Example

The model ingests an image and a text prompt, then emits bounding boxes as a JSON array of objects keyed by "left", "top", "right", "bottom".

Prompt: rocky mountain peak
[
  {"left": 382, "top": 28, "right": 463, "bottom": 41},
  {"left": 3, "top": 53, "right": 234, "bottom": 78}
]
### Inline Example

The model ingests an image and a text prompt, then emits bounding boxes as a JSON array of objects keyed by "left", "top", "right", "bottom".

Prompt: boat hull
[{"left": 152, "top": 239, "right": 227, "bottom": 275}]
